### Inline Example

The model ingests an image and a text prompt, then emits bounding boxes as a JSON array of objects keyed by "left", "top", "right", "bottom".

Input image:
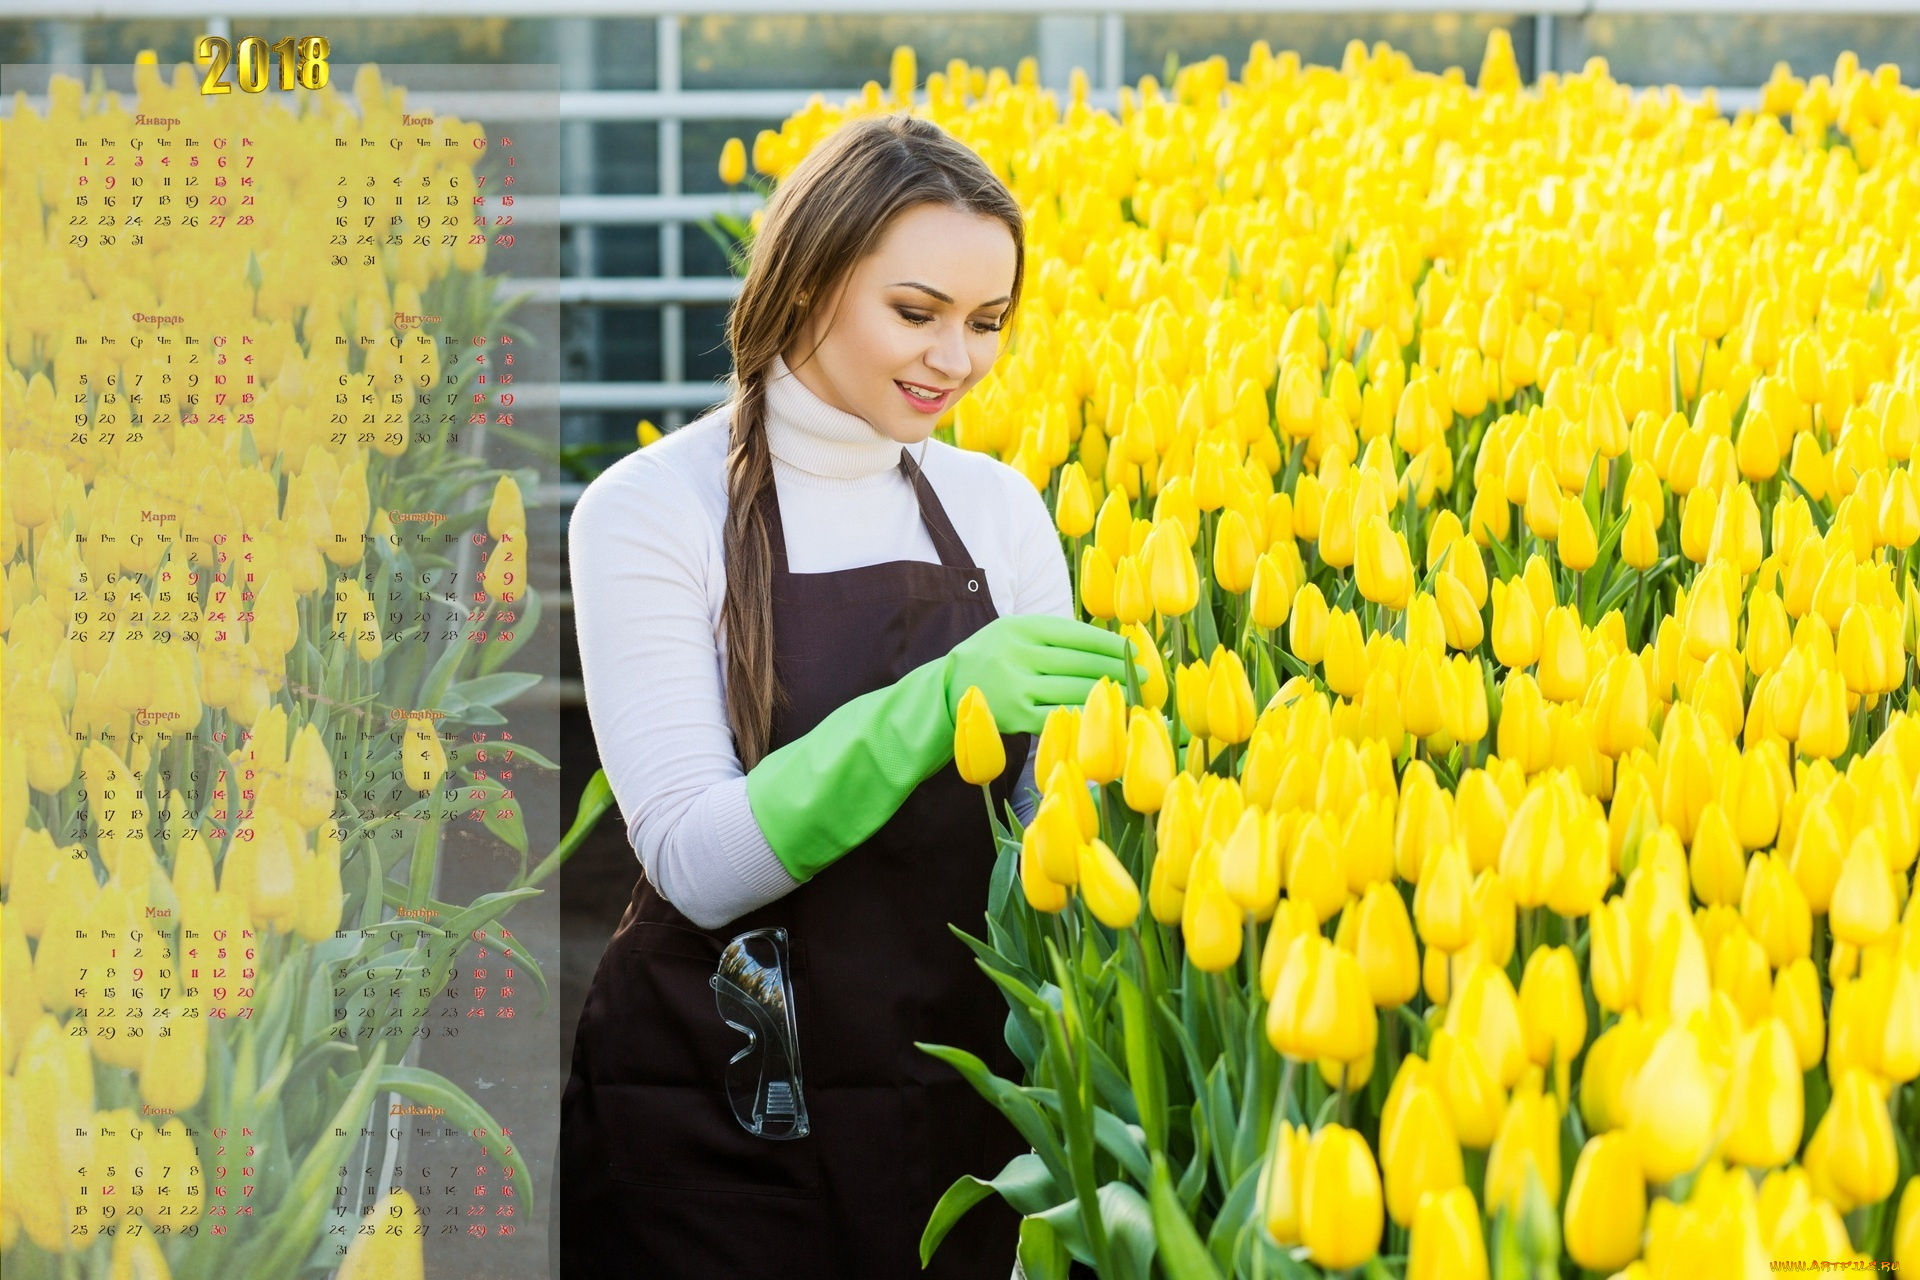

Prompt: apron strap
[
  {"left": 895, "top": 446, "right": 975, "bottom": 571},
  {"left": 758, "top": 445, "right": 979, "bottom": 573}
]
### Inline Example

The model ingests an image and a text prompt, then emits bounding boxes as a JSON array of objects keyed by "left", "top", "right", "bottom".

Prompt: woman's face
[{"left": 783, "top": 202, "right": 1017, "bottom": 444}]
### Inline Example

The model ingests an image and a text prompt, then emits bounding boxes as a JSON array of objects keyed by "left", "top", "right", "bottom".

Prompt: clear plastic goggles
[{"left": 708, "top": 926, "right": 810, "bottom": 1140}]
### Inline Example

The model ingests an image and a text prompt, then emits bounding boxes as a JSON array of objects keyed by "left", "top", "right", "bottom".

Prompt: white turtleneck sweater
[{"left": 568, "top": 352, "right": 1068, "bottom": 931}]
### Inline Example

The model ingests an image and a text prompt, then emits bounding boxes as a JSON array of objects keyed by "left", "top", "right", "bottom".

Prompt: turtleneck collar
[{"left": 762, "top": 350, "right": 926, "bottom": 481}]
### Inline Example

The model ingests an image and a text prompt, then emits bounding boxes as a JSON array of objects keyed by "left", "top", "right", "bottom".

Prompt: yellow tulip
[
  {"left": 1355, "top": 514, "right": 1413, "bottom": 609},
  {"left": 402, "top": 716, "right": 448, "bottom": 792},
  {"left": 1407, "top": 1184, "right": 1488, "bottom": 1280},
  {"left": 1020, "top": 821, "right": 1070, "bottom": 913},
  {"left": 487, "top": 475, "right": 526, "bottom": 541},
  {"left": 1626, "top": 1020, "right": 1720, "bottom": 1184},
  {"left": 1721, "top": 1018, "right": 1804, "bottom": 1169},
  {"left": 1808, "top": 1066, "right": 1898, "bottom": 1208},
  {"left": 1300, "top": 1123, "right": 1383, "bottom": 1270},
  {"left": 1491, "top": 577, "right": 1541, "bottom": 669},
  {"left": 1291, "top": 583, "right": 1330, "bottom": 664},
  {"left": 718, "top": 135, "right": 747, "bottom": 184},
  {"left": 1262, "top": 1120, "right": 1311, "bottom": 1245},
  {"left": 1484, "top": 1074, "right": 1561, "bottom": 1215},
  {"left": 1382, "top": 1071, "right": 1465, "bottom": 1228},
  {"left": 1354, "top": 880, "right": 1419, "bottom": 1008},
  {"left": 1563, "top": 1132, "right": 1648, "bottom": 1272},
  {"left": 1120, "top": 706, "right": 1176, "bottom": 814},
  {"left": 1444, "top": 958, "right": 1527, "bottom": 1089},
  {"left": 954, "top": 686, "right": 1007, "bottom": 785},
  {"left": 1518, "top": 944, "right": 1587, "bottom": 1070},
  {"left": 1894, "top": 1175, "right": 1919, "bottom": 1271},
  {"left": 337, "top": 1189, "right": 427, "bottom": 1280},
  {"left": 1181, "top": 848, "right": 1243, "bottom": 972},
  {"left": 1076, "top": 837, "right": 1139, "bottom": 929}
]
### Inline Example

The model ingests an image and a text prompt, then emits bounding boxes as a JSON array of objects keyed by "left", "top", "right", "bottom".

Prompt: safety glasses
[{"left": 708, "top": 926, "right": 810, "bottom": 1139}]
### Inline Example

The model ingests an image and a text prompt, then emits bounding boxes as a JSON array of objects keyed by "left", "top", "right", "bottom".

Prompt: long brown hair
[{"left": 721, "top": 112, "right": 1027, "bottom": 771}]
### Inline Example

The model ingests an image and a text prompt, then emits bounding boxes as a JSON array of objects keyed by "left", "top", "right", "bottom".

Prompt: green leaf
[
  {"left": 1117, "top": 969, "right": 1169, "bottom": 1156},
  {"left": 1486, "top": 527, "right": 1521, "bottom": 581},
  {"left": 375, "top": 1065, "right": 537, "bottom": 1211},
  {"left": 951, "top": 921, "right": 1029, "bottom": 987},
  {"left": 517, "top": 767, "right": 615, "bottom": 888},
  {"left": 1030, "top": 1183, "right": 1157, "bottom": 1280},
  {"left": 1178, "top": 1101, "right": 1211, "bottom": 1210},
  {"left": 242, "top": 1044, "right": 388, "bottom": 1279},
  {"left": 1018, "top": 1215, "right": 1073, "bottom": 1280},
  {"left": 491, "top": 923, "right": 552, "bottom": 1016},
  {"left": 980, "top": 958, "right": 1059, "bottom": 1022},
  {"left": 461, "top": 773, "right": 528, "bottom": 856},
  {"left": 1592, "top": 564, "right": 1640, "bottom": 622},
  {"left": 1098, "top": 1180, "right": 1158, "bottom": 1280},
  {"left": 1207, "top": 1156, "right": 1265, "bottom": 1273},
  {"left": 919, "top": 1177, "right": 999, "bottom": 1267},
  {"left": 917, "top": 1041, "right": 1072, "bottom": 1191},
  {"left": 406, "top": 813, "right": 443, "bottom": 910},
  {"left": 1785, "top": 474, "right": 1833, "bottom": 535},
  {"left": 1150, "top": 1150, "right": 1228, "bottom": 1280},
  {"left": 448, "top": 670, "right": 543, "bottom": 709},
  {"left": 1087, "top": 1037, "right": 1142, "bottom": 1126}
]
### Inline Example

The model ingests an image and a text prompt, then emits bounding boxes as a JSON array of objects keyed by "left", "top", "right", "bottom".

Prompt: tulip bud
[
  {"left": 1355, "top": 881, "right": 1419, "bottom": 1008},
  {"left": 1721, "top": 1018, "right": 1804, "bottom": 1169},
  {"left": 1810, "top": 1066, "right": 1899, "bottom": 1208},
  {"left": 1120, "top": 706, "right": 1176, "bottom": 815},
  {"left": 1491, "top": 577, "right": 1542, "bottom": 670},
  {"left": 1559, "top": 495, "right": 1598, "bottom": 571},
  {"left": 1028, "top": 791, "right": 1082, "bottom": 887},
  {"left": 1076, "top": 837, "right": 1139, "bottom": 929},
  {"left": 1445, "top": 958, "right": 1527, "bottom": 1090},
  {"left": 402, "top": 716, "right": 447, "bottom": 792},
  {"left": 1622, "top": 499, "right": 1661, "bottom": 570},
  {"left": 1563, "top": 1132, "right": 1648, "bottom": 1272},
  {"left": 1020, "top": 820, "right": 1070, "bottom": 913},
  {"left": 1205, "top": 646, "right": 1257, "bottom": 744},
  {"left": 1627, "top": 1021, "right": 1720, "bottom": 1183},
  {"left": 1415, "top": 840, "right": 1477, "bottom": 952},
  {"left": 954, "top": 686, "right": 1007, "bottom": 785},
  {"left": 1519, "top": 944, "right": 1587, "bottom": 1070},
  {"left": 1484, "top": 1073, "right": 1561, "bottom": 1216},
  {"left": 1428, "top": 1027, "right": 1506, "bottom": 1148},
  {"left": 1830, "top": 829, "right": 1898, "bottom": 947},
  {"left": 1263, "top": 1120, "right": 1311, "bottom": 1244},
  {"left": 1384, "top": 1076, "right": 1466, "bottom": 1229},
  {"left": 1894, "top": 1175, "right": 1919, "bottom": 1271},
  {"left": 338, "top": 1189, "right": 427, "bottom": 1280},
  {"left": 1355, "top": 514, "right": 1414, "bottom": 609},
  {"left": 1181, "top": 848, "right": 1244, "bottom": 972},
  {"left": 1300, "top": 1123, "right": 1384, "bottom": 1270}
]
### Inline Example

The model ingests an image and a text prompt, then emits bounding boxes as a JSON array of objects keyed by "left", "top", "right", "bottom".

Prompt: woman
[{"left": 560, "top": 113, "right": 1137, "bottom": 1278}]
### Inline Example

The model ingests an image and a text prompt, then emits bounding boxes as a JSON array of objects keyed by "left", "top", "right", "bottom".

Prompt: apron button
[{"left": 968, "top": 579, "right": 978, "bottom": 591}]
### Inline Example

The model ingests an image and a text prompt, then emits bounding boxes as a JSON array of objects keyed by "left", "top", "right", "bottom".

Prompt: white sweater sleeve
[{"left": 568, "top": 457, "right": 800, "bottom": 931}]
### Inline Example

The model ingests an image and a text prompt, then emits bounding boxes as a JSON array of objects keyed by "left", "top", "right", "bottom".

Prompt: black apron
[{"left": 560, "top": 445, "right": 1032, "bottom": 1278}]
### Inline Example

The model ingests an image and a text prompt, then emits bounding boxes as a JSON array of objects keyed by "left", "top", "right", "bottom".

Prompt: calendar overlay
[{"left": 1, "top": 57, "right": 564, "bottom": 1279}]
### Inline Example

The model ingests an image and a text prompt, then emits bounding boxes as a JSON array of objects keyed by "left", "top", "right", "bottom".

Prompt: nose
[{"left": 925, "top": 322, "right": 970, "bottom": 380}]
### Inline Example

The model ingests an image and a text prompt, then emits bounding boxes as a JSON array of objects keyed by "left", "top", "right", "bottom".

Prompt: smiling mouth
[{"left": 897, "top": 382, "right": 954, "bottom": 401}]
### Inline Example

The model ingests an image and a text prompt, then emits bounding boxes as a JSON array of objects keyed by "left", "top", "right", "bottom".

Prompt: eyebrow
[{"left": 890, "top": 281, "right": 1012, "bottom": 308}]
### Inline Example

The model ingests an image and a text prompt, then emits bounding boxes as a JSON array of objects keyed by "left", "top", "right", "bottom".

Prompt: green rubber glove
[{"left": 744, "top": 616, "right": 1138, "bottom": 882}]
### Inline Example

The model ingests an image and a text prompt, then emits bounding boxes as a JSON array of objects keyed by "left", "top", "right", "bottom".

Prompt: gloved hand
[
  {"left": 744, "top": 616, "right": 1139, "bottom": 883},
  {"left": 940, "top": 614, "right": 1137, "bottom": 735}
]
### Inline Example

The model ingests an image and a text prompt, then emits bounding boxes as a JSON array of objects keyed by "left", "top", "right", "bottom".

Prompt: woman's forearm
[{"left": 630, "top": 775, "right": 802, "bottom": 930}]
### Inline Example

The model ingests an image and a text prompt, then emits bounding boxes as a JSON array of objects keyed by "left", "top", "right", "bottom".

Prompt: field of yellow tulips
[
  {"left": 731, "top": 32, "right": 1920, "bottom": 1279},
  {"left": 1, "top": 59, "right": 578, "bottom": 1279}
]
